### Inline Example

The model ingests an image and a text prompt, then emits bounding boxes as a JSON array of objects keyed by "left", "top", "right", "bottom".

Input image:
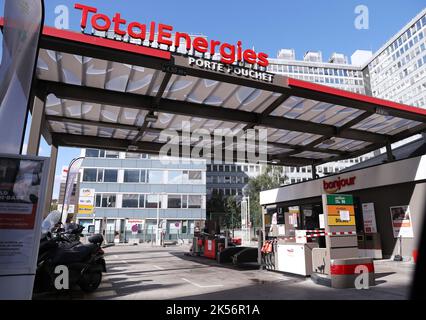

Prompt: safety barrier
[{"left": 330, "top": 257, "right": 375, "bottom": 289}]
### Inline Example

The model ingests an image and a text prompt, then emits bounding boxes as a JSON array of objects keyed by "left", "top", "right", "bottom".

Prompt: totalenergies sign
[
  {"left": 323, "top": 176, "right": 356, "bottom": 194},
  {"left": 74, "top": 3, "right": 269, "bottom": 68}
]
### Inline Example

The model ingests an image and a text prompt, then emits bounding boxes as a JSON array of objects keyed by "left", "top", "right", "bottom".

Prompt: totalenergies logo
[
  {"left": 323, "top": 176, "right": 356, "bottom": 194},
  {"left": 74, "top": 3, "right": 269, "bottom": 67}
]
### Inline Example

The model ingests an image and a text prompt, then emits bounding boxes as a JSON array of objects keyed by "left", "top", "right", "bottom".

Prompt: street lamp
[{"left": 155, "top": 192, "right": 166, "bottom": 246}]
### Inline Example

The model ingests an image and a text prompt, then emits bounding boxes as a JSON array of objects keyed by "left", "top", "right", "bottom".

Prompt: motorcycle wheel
[{"left": 79, "top": 271, "right": 102, "bottom": 293}]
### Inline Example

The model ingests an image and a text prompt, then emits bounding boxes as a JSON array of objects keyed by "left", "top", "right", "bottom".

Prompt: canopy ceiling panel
[{"left": 32, "top": 27, "right": 426, "bottom": 166}]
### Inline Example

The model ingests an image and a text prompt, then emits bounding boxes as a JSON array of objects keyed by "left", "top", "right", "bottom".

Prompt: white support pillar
[
  {"left": 27, "top": 96, "right": 45, "bottom": 156},
  {"left": 43, "top": 144, "right": 58, "bottom": 218}
]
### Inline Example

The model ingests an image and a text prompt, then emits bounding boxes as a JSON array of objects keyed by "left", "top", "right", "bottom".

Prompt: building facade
[
  {"left": 264, "top": 8, "right": 426, "bottom": 184},
  {"left": 76, "top": 149, "right": 206, "bottom": 243},
  {"left": 206, "top": 162, "right": 262, "bottom": 199},
  {"left": 365, "top": 9, "right": 426, "bottom": 108}
]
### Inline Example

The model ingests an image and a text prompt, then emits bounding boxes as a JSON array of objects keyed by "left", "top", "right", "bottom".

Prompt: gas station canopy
[{"left": 33, "top": 27, "right": 426, "bottom": 166}]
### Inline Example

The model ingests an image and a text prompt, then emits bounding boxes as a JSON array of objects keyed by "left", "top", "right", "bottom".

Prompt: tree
[
  {"left": 244, "top": 165, "right": 286, "bottom": 228},
  {"left": 207, "top": 194, "right": 241, "bottom": 230},
  {"left": 224, "top": 195, "right": 241, "bottom": 230}
]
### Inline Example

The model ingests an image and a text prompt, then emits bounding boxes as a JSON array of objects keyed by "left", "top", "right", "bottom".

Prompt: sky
[{"left": 1, "top": 0, "right": 425, "bottom": 198}]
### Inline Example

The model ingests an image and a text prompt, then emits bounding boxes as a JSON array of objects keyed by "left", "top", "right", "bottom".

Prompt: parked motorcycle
[{"left": 34, "top": 211, "right": 107, "bottom": 293}]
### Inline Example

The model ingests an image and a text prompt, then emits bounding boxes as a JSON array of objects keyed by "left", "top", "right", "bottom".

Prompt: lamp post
[{"left": 155, "top": 192, "right": 166, "bottom": 246}]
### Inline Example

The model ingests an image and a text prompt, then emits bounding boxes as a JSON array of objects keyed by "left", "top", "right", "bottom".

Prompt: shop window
[
  {"left": 168, "top": 195, "right": 182, "bottom": 208},
  {"left": 82, "top": 168, "right": 97, "bottom": 182},
  {"left": 124, "top": 170, "right": 140, "bottom": 183},
  {"left": 122, "top": 194, "right": 138, "bottom": 208}
]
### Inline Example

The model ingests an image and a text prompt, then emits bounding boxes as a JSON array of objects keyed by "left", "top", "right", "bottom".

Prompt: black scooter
[{"left": 34, "top": 231, "right": 106, "bottom": 293}]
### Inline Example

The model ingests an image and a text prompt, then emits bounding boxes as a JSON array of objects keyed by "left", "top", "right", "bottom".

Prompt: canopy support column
[
  {"left": 311, "top": 164, "right": 319, "bottom": 179},
  {"left": 27, "top": 95, "right": 45, "bottom": 155},
  {"left": 386, "top": 143, "right": 395, "bottom": 162},
  {"left": 43, "top": 144, "right": 58, "bottom": 218}
]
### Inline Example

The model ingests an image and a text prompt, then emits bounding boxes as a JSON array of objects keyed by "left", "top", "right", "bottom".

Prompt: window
[
  {"left": 103, "top": 169, "right": 118, "bottom": 182},
  {"left": 146, "top": 195, "right": 161, "bottom": 208},
  {"left": 148, "top": 170, "right": 163, "bottom": 183},
  {"left": 124, "top": 170, "right": 140, "bottom": 183},
  {"left": 105, "top": 151, "right": 119, "bottom": 158},
  {"left": 168, "top": 195, "right": 182, "bottom": 208},
  {"left": 139, "top": 194, "right": 145, "bottom": 208},
  {"left": 83, "top": 168, "right": 97, "bottom": 182},
  {"left": 122, "top": 194, "right": 139, "bottom": 208},
  {"left": 125, "top": 152, "right": 140, "bottom": 159},
  {"left": 185, "top": 170, "right": 202, "bottom": 181},
  {"left": 188, "top": 195, "right": 202, "bottom": 208},
  {"left": 85, "top": 149, "right": 99, "bottom": 157},
  {"left": 168, "top": 171, "right": 182, "bottom": 184},
  {"left": 95, "top": 194, "right": 116, "bottom": 208}
]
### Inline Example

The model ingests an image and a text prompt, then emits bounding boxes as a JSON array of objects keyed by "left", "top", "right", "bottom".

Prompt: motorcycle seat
[{"left": 52, "top": 243, "right": 98, "bottom": 264}]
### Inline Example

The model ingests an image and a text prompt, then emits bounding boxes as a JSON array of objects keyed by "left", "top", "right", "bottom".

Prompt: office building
[{"left": 76, "top": 149, "right": 207, "bottom": 243}]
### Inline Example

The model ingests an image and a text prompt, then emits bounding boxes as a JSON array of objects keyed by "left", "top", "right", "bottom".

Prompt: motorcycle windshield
[{"left": 41, "top": 210, "right": 62, "bottom": 234}]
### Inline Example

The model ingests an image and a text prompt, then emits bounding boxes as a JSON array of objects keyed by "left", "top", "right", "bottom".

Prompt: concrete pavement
[{"left": 33, "top": 244, "right": 414, "bottom": 300}]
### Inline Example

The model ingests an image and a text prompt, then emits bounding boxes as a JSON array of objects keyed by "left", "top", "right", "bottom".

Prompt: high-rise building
[
  {"left": 365, "top": 9, "right": 426, "bottom": 108},
  {"left": 76, "top": 149, "right": 206, "bottom": 243},
  {"left": 265, "top": 8, "right": 426, "bottom": 184}
]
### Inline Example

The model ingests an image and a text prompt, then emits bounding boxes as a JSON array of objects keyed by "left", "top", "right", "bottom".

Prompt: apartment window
[
  {"left": 124, "top": 170, "right": 140, "bottom": 183},
  {"left": 122, "top": 194, "right": 139, "bottom": 208},
  {"left": 168, "top": 195, "right": 182, "bottom": 208},
  {"left": 103, "top": 169, "right": 118, "bottom": 182},
  {"left": 146, "top": 194, "right": 161, "bottom": 208},
  {"left": 82, "top": 168, "right": 97, "bottom": 182},
  {"left": 95, "top": 194, "right": 116, "bottom": 208},
  {"left": 188, "top": 195, "right": 202, "bottom": 208},
  {"left": 148, "top": 170, "right": 163, "bottom": 184}
]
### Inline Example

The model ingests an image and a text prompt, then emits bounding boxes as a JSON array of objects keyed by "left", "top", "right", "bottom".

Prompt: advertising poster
[
  {"left": 362, "top": 203, "right": 377, "bottom": 233},
  {"left": 0, "top": 154, "right": 48, "bottom": 299},
  {"left": 390, "top": 205, "right": 414, "bottom": 238},
  {"left": 77, "top": 188, "right": 95, "bottom": 214}
]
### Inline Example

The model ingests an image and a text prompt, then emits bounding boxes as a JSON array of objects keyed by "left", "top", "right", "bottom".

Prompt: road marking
[
  {"left": 153, "top": 265, "right": 164, "bottom": 270},
  {"left": 181, "top": 278, "right": 224, "bottom": 288},
  {"left": 99, "top": 282, "right": 113, "bottom": 288}
]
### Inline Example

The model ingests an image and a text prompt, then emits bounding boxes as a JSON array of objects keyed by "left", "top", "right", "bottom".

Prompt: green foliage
[{"left": 245, "top": 165, "right": 286, "bottom": 228}]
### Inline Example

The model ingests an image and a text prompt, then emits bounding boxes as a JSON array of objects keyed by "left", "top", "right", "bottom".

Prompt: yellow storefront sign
[{"left": 78, "top": 204, "right": 94, "bottom": 214}]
